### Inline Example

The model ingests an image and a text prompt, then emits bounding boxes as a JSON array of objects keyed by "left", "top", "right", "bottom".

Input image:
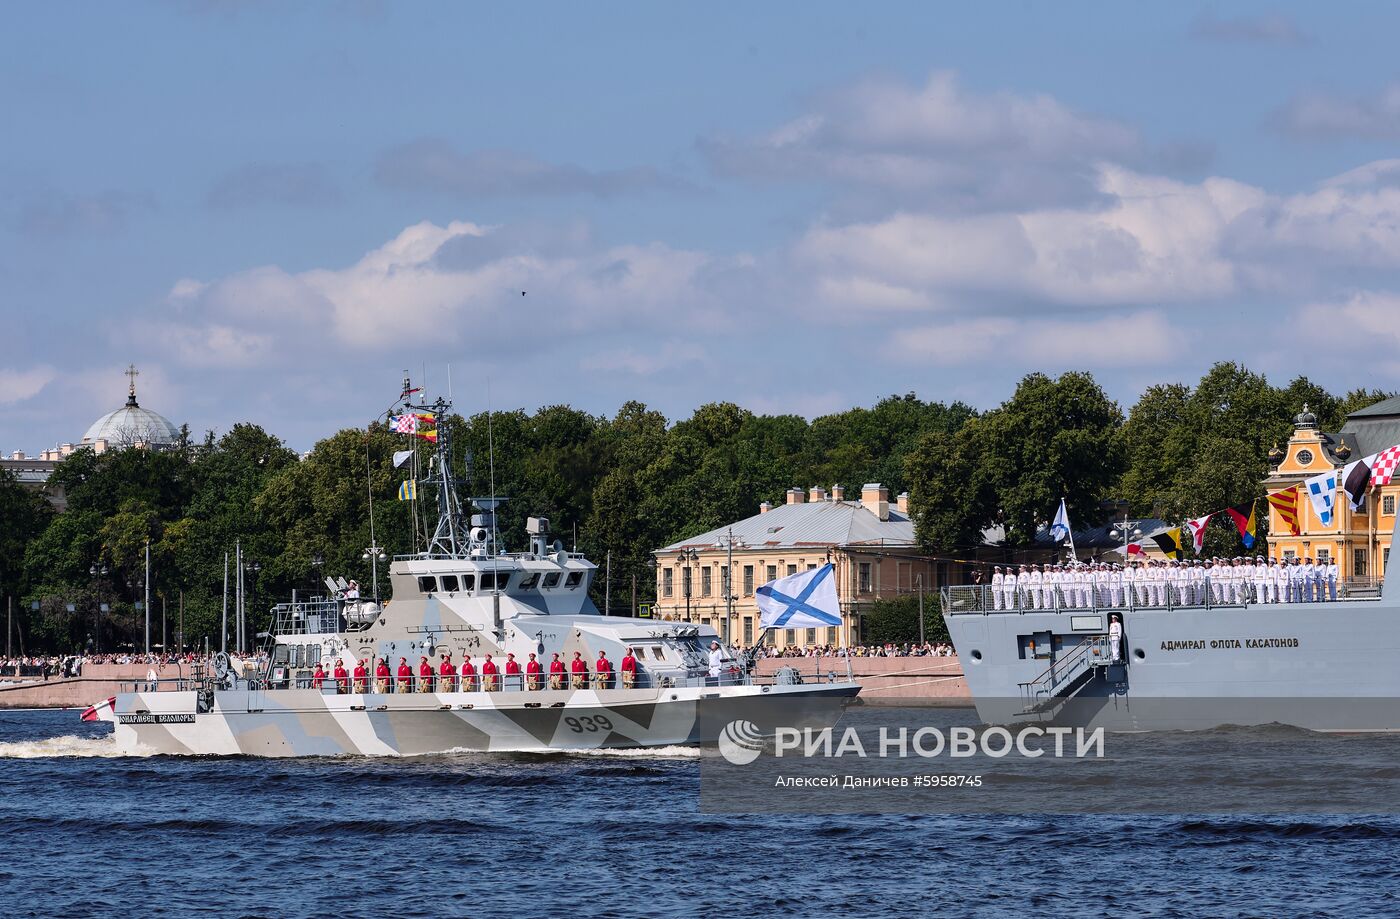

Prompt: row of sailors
[
  {"left": 310, "top": 649, "right": 643, "bottom": 694},
  {"left": 987, "top": 557, "right": 1343, "bottom": 610}
]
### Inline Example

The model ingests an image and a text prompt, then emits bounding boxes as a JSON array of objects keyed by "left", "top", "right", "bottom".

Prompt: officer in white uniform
[
  {"left": 990, "top": 566, "right": 1004, "bottom": 610},
  {"left": 1301, "top": 557, "right": 1316, "bottom": 602},
  {"left": 1310, "top": 557, "right": 1326, "bottom": 602},
  {"left": 1268, "top": 557, "right": 1284, "bottom": 603},
  {"left": 1108, "top": 613, "right": 1124, "bottom": 663},
  {"left": 1112, "top": 564, "right": 1126, "bottom": 607},
  {"left": 1027, "top": 564, "right": 1044, "bottom": 609},
  {"left": 1015, "top": 565, "right": 1032, "bottom": 609},
  {"left": 1251, "top": 557, "right": 1268, "bottom": 605},
  {"left": 1326, "top": 557, "right": 1340, "bottom": 601}
]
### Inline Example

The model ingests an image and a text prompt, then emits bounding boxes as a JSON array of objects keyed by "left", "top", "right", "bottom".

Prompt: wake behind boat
[{"left": 91, "top": 385, "right": 859, "bottom": 756}]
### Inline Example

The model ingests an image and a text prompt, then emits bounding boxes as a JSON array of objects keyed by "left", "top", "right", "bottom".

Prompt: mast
[{"left": 400, "top": 389, "right": 472, "bottom": 558}]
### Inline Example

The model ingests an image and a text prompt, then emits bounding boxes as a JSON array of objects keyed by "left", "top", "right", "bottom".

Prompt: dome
[
  {"left": 1293, "top": 403, "right": 1319, "bottom": 429},
  {"left": 80, "top": 365, "right": 180, "bottom": 449}
]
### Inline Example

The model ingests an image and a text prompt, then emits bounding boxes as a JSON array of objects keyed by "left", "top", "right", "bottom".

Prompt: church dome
[{"left": 80, "top": 365, "right": 180, "bottom": 449}]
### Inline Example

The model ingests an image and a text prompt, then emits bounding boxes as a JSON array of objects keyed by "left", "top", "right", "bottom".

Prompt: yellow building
[
  {"left": 652, "top": 484, "right": 952, "bottom": 650},
  {"left": 1266, "top": 400, "right": 1400, "bottom": 585}
]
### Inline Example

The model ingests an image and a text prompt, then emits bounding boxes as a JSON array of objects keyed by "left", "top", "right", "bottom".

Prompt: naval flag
[
  {"left": 393, "top": 450, "right": 414, "bottom": 469},
  {"left": 1185, "top": 514, "right": 1213, "bottom": 555},
  {"left": 1303, "top": 469, "right": 1338, "bottom": 526},
  {"left": 1049, "top": 498, "right": 1072, "bottom": 543},
  {"left": 756, "top": 563, "right": 841, "bottom": 630}
]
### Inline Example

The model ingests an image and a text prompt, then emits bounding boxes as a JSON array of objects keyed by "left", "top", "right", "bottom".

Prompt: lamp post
[
  {"left": 677, "top": 547, "right": 700, "bottom": 625},
  {"left": 1109, "top": 517, "right": 1144, "bottom": 558},
  {"left": 362, "top": 546, "right": 386, "bottom": 603},
  {"left": 88, "top": 564, "right": 108, "bottom": 653},
  {"left": 714, "top": 528, "right": 747, "bottom": 644}
]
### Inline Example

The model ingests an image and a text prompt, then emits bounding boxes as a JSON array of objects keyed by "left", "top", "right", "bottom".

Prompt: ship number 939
[{"left": 565, "top": 715, "right": 613, "bottom": 733}]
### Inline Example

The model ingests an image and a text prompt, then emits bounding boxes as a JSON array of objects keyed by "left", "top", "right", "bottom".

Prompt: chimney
[
  {"left": 759, "top": 501, "right": 772, "bottom": 514},
  {"left": 896, "top": 491, "right": 909, "bottom": 515},
  {"left": 809, "top": 485, "right": 827, "bottom": 503},
  {"left": 786, "top": 487, "right": 806, "bottom": 505},
  {"left": 10, "top": 450, "right": 23, "bottom": 460},
  {"left": 862, "top": 483, "right": 890, "bottom": 521},
  {"left": 832, "top": 484, "right": 845, "bottom": 502}
]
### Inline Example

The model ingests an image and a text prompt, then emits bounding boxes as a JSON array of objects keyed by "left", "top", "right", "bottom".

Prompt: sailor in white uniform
[
  {"left": 1015, "top": 565, "right": 1032, "bottom": 609},
  {"left": 1028, "top": 564, "right": 1045, "bottom": 609},
  {"left": 1300, "top": 557, "right": 1316, "bottom": 602},
  {"left": 1251, "top": 557, "right": 1268, "bottom": 605},
  {"left": 1326, "top": 557, "right": 1340, "bottom": 601},
  {"left": 1108, "top": 613, "right": 1124, "bottom": 663},
  {"left": 991, "top": 566, "right": 1005, "bottom": 610},
  {"left": 1268, "top": 557, "right": 1284, "bottom": 603},
  {"left": 1112, "top": 564, "right": 1126, "bottom": 607}
]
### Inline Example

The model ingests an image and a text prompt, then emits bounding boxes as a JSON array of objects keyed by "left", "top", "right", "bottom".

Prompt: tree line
[{"left": 0, "top": 362, "right": 1389, "bottom": 652}]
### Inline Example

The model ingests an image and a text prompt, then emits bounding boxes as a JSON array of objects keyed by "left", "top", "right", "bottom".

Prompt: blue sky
[{"left": 5, "top": 1, "right": 1400, "bottom": 451}]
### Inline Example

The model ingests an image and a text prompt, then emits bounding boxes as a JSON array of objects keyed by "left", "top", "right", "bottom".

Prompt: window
[
  {"left": 701, "top": 568, "right": 712, "bottom": 597},
  {"left": 565, "top": 571, "right": 583, "bottom": 589},
  {"left": 808, "top": 563, "right": 817, "bottom": 571},
  {"left": 1283, "top": 550, "right": 1296, "bottom": 561},
  {"left": 785, "top": 629, "right": 795, "bottom": 646},
  {"left": 460, "top": 574, "right": 475, "bottom": 591},
  {"left": 662, "top": 569, "right": 673, "bottom": 598},
  {"left": 1317, "top": 548, "right": 1331, "bottom": 563},
  {"left": 650, "top": 646, "right": 665, "bottom": 660},
  {"left": 682, "top": 567, "right": 693, "bottom": 597},
  {"left": 743, "top": 618, "right": 753, "bottom": 645},
  {"left": 518, "top": 573, "right": 540, "bottom": 590},
  {"left": 743, "top": 565, "right": 754, "bottom": 595},
  {"left": 1386, "top": 548, "right": 1392, "bottom": 569},
  {"left": 827, "top": 627, "right": 837, "bottom": 645},
  {"left": 859, "top": 563, "right": 872, "bottom": 593},
  {"left": 1386, "top": 495, "right": 1396, "bottom": 516},
  {"left": 479, "top": 571, "right": 510, "bottom": 591},
  {"left": 439, "top": 574, "right": 459, "bottom": 592},
  {"left": 543, "top": 572, "right": 561, "bottom": 588},
  {"left": 787, "top": 564, "right": 797, "bottom": 576},
  {"left": 806, "top": 628, "right": 816, "bottom": 644},
  {"left": 1355, "top": 548, "right": 1369, "bottom": 577},
  {"left": 766, "top": 565, "right": 777, "bottom": 583},
  {"left": 1296, "top": 449, "right": 1314, "bottom": 466},
  {"left": 417, "top": 576, "right": 436, "bottom": 593}
]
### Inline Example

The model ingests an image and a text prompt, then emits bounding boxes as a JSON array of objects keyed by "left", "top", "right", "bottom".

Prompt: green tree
[{"left": 861, "top": 594, "right": 948, "bottom": 645}]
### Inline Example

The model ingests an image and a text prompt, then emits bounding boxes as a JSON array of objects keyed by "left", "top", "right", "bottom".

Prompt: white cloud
[
  {"left": 580, "top": 341, "right": 707, "bottom": 376},
  {"left": 703, "top": 70, "right": 1144, "bottom": 211},
  {"left": 0, "top": 366, "right": 56, "bottom": 405},
  {"left": 1274, "top": 83, "right": 1400, "bottom": 141},
  {"left": 166, "top": 220, "right": 729, "bottom": 353},
  {"left": 896, "top": 311, "right": 1187, "bottom": 367}
]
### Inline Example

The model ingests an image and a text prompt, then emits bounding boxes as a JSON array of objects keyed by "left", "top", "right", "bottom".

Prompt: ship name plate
[{"left": 1159, "top": 638, "right": 1300, "bottom": 651}]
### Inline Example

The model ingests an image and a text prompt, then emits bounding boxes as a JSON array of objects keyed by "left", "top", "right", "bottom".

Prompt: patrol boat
[
  {"left": 941, "top": 515, "right": 1400, "bottom": 732},
  {"left": 92, "top": 389, "right": 860, "bottom": 756}
]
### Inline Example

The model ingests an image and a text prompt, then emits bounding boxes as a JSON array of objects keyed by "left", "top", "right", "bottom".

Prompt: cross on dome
[{"left": 125, "top": 363, "right": 140, "bottom": 404}]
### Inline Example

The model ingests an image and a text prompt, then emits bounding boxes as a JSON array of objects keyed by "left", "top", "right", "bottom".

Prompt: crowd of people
[
  {"left": 299, "top": 647, "right": 650, "bottom": 694},
  {"left": 985, "top": 555, "right": 1346, "bottom": 610}
]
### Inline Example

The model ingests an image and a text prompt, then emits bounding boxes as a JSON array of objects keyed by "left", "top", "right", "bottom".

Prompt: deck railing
[{"left": 943, "top": 578, "right": 1377, "bottom": 615}]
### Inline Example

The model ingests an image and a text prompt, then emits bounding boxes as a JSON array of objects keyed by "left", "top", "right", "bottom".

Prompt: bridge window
[
  {"left": 518, "top": 573, "right": 540, "bottom": 590},
  {"left": 461, "top": 574, "right": 475, "bottom": 591},
  {"left": 565, "top": 571, "right": 583, "bottom": 589},
  {"left": 417, "top": 576, "right": 436, "bottom": 593},
  {"left": 479, "top": 571, "right": 510, "bottom": 591},
  {"left": 544, "top": 572, "right": 561, "bottom": 589},
  {"left": 440, "top": 575, "right": 459, "bottom": 592}
]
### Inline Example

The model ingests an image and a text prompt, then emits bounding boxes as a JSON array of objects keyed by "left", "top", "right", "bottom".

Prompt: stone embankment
[
  {"left": 1, "top": 658, "right": 972, "bottom": 708},
  {"left": 0, "top": 663, "right": 191, "bottom": 710},
  {"left": 756, "top": 655, "right": 969, "bottom": 704}
]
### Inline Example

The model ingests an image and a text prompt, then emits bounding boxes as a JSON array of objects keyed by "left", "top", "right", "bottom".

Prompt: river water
[{"left": 3, "top": 706, "right": 1399, "bottom": 917}]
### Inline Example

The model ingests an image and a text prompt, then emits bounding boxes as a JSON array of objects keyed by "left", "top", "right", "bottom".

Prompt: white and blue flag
[
  {"left": 756, "top": 563, "right": 841, "bottom": 630},
  {"left": 1304, "top": 469, "right": 1338, "bottom": 526},
  {"left": 1049, "top": 498, "right": 1072, "bottom": 543}
]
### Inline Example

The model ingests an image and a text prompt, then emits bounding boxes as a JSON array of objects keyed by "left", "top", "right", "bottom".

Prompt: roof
[
  {"left": 81, "top": 402, "right": 180, "bottom": 447},
  {"left": 1344, "top": 395, "right": 1400, "bottom": 419},
  {"left": 659, "top": 499, "right": 915, "bottom": 553}
]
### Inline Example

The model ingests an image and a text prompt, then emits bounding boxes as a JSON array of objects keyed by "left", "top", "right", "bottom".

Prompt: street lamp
[
  {"left": 677, "top": 548, "right": 700, "bottom": 624},
  {"left": 362, "top": 546, "right": 387, "bottom": 603},
  {"left": 714, "top": 529, "right": 748, "bottom": 644},
  {"left": 1109, "top": 518, "right": 1144, "bottom": 562},
  {"left": 88, "top": 564, "right": 108, "bottom": 653}
]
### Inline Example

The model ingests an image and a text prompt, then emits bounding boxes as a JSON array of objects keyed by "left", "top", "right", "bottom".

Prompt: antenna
[{"left": 487, "top": 377, "right": 500, "bottom": 593}]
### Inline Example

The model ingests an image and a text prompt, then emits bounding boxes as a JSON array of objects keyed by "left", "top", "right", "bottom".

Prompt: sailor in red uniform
[
  {"left": 396, "top": 658, "right": 411, "bottom": 693},
  {"left": 594, "top": 651, "right": 613, "bottom": 689},
  {"left": 482, "top": 654, "right": 499, "bottom": 691},
  {"left": 418, "top": 656, "right": 434, "bottom": 693},
  {"left": 570, "top": 651, "right": 588, "bottom": 690},
  {"left": 353, "top": 659, "right": 368, "bottom": 693},
  {"left": 439, "top": 653, "right": 457, "bottom": 692},
  {"left": 505, "top": 653, "right": 521, "bottom": 690},
  {"left": 620, "top": 647, "right": 638, "bottom": 689},
  {"left": 549, "top": 653, "right": 566, "bottom": 690},
  {"left": 333, "top": 659, "right": 349, "bottom": 694},
  {"left": 312, "top": 662, "right": 326, "bottom": 690},
  {"left": 525, "top": 652, "right": 543, "bottom": 690},
  {"left": 460, "top": 657, "right": 477, "bottom": 692},
  {"left": 375, "top": 658, "right": 391, "bottom": 694}
]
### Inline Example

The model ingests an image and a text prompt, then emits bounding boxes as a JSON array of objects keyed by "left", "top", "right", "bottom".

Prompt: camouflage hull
[{"left": 110, "top": 682, "right": 860, "bottom": 756}]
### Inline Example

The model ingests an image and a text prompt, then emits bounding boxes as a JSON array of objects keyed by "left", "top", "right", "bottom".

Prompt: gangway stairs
[{"left": 1017, "top": 635, "right": 1121, "bottom": 714}]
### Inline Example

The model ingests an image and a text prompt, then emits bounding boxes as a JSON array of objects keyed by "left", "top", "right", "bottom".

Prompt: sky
[{"left": 5, "top": 1, "right": 1400, "bottom": 452}]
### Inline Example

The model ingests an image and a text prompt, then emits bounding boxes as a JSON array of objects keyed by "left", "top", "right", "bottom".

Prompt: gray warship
[
  {"left": 89, "top": 388, "right": 859, "bottom": 756},
  {"left": 941, "top": 516, "right": 1400, "bottom": 732}
]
